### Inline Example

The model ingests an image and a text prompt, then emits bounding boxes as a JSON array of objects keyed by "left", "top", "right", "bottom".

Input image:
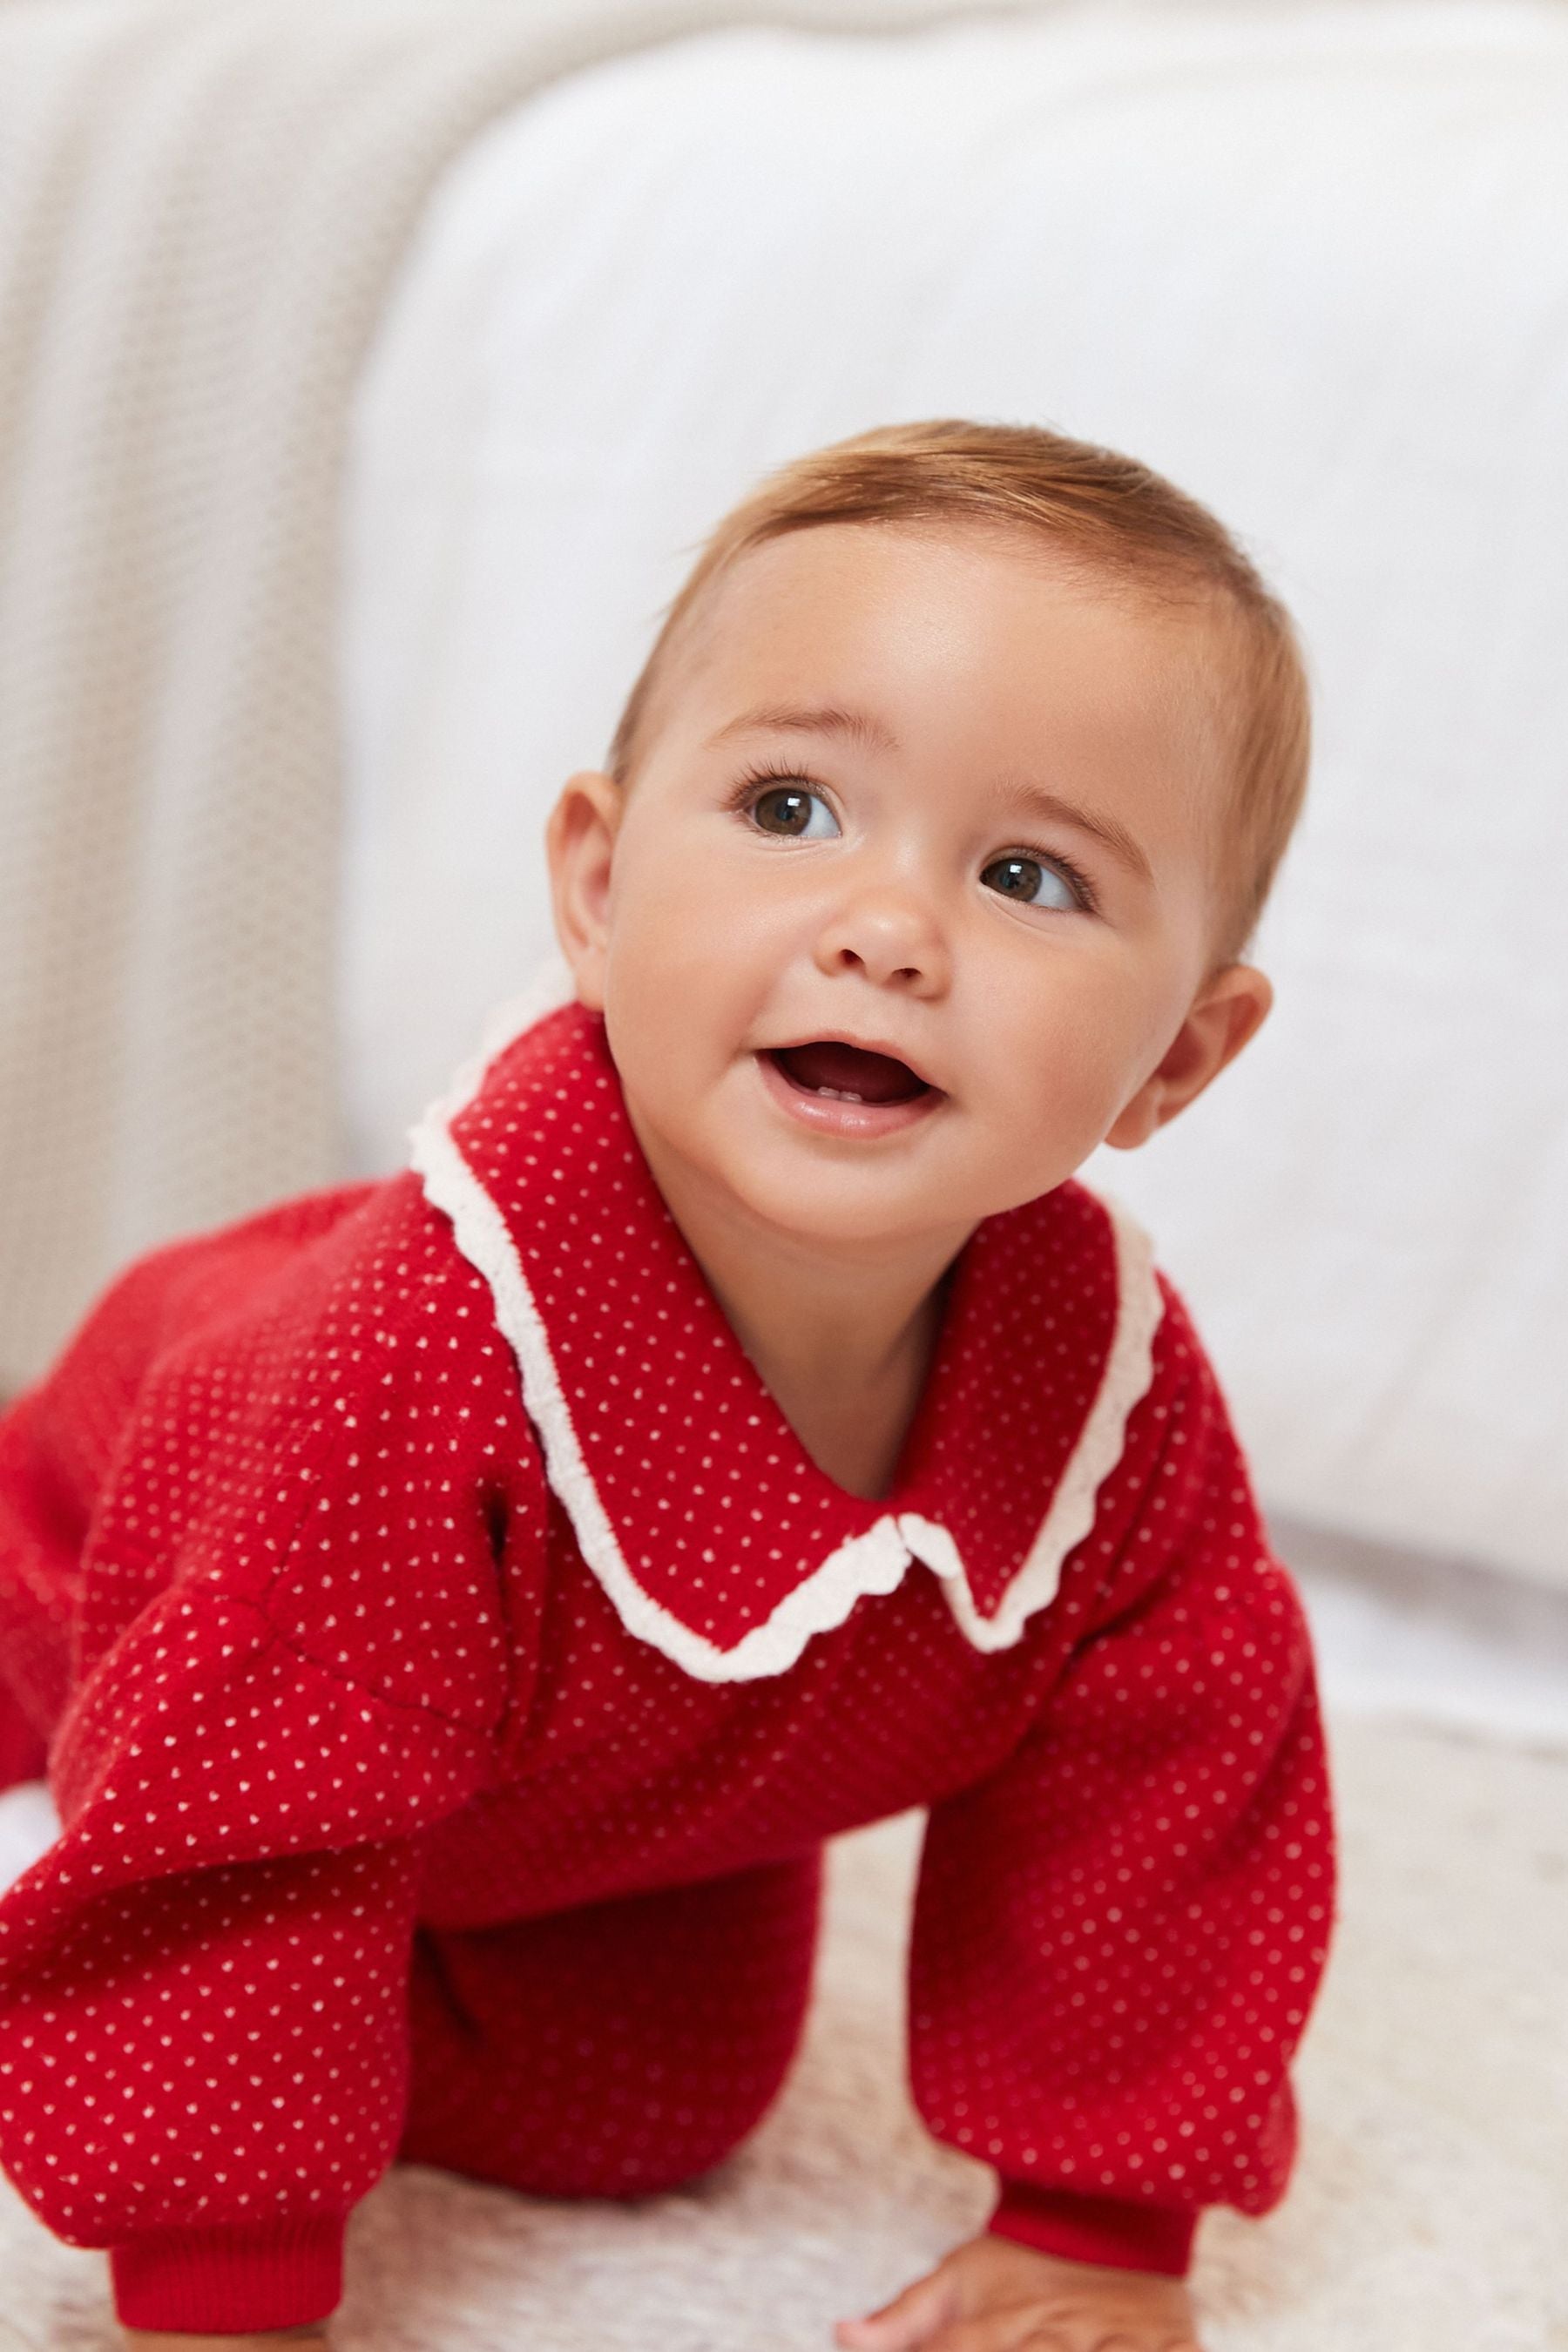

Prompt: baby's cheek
[{"left": 1010, "top": 1012, "right": 1143, "bottom": 1163}]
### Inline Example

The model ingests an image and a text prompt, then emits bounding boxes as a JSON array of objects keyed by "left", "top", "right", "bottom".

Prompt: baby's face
[{"left": 551, "top": 522, "right": 1259, "bottom": 1254}]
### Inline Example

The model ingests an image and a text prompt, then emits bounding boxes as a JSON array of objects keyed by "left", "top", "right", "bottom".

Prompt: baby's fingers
[
  {"left": 913, "top": 2314, "right": 1063, "bottom": 2352},
  {"left": 835, "top": 2265, "right": 962, "bottom": 2350}
]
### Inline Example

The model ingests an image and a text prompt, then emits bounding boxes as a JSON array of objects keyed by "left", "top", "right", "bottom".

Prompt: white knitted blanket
[{"left": 0, "top": 0, "right": 1024, "bottom": 1396}]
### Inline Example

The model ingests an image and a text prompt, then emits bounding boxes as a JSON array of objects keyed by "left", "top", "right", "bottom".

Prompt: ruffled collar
[{"left": 410, "top": 964, "right": 1163, "bottom": 1684}]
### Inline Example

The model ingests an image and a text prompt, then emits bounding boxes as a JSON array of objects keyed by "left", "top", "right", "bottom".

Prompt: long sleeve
[
  {"left": 0, "top": 1636, "right": 495, "bottom": 2328},
  {"left": 907, "top": 1293, "right": 1335, "bottom": 2276},
  {"left": 0, "top": 1179, "right": 546, "bottom": 2330}
]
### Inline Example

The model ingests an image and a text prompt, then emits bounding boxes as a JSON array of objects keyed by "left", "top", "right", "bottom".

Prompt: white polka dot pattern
[
  {"left": 910, "top": 1301, "right": 1335, "bottom": 2275},
  {"left": 0, "top": 999, "right": 1335, "bottom": 2330}
]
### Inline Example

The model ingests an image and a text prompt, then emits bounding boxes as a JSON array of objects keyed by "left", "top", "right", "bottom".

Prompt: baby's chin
[{"left": 695, "top": 1122, "right": 1015, "bottom": 1261}]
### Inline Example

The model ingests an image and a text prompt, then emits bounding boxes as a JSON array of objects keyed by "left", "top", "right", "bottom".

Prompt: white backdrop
[{"left": 340, "top": 0, "right": 1568, "bottom": 1591}]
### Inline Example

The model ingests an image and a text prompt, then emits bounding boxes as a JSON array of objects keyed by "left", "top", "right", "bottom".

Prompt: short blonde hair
[{"left": 608, "top": 419, "right": 1310, "bottom": 963}]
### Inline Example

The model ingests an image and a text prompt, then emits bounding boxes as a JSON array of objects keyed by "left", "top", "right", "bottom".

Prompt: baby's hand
[{"left": 834, "top": 2232, "right": 1206, "bottom": 2352}]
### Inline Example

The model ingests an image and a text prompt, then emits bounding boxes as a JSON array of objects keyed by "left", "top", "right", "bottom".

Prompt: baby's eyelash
[
  {"left": 724, "top": 759, "right": 826, "bottom": 811},
  {"left": 1006, "top": 844, "right": 1099, "bottom": 915}
]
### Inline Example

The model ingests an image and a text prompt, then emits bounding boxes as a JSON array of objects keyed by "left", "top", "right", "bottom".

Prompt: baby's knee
[
  {"left": 401, "top": 1858, "right": 820, "bottom": 2200},
  {"left": 402, "top": 2030, "right": 800, "bottom": 2201},
  {"left": 546, "top": 2048, "right": 796, "bottom": 2198}
]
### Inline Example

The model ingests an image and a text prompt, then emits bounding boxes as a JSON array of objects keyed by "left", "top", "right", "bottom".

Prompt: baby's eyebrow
[
  {"left": 705, "top": 702, "right": 899, "bottom": 755},
  {"left": 995, "top": 780, "right": 1154, "bottom": 885}
]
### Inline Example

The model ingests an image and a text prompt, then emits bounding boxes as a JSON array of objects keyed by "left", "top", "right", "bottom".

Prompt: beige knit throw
[{"left": 0, "top": 0, "right": 1030, "bottom": 1394}]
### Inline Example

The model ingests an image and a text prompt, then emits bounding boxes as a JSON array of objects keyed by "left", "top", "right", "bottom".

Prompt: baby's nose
[{"left": 813, "top": 884, "right": 950, "bottom": 992}]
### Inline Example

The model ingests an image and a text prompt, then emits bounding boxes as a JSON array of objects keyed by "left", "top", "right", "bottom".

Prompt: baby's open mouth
[{"left": 763, "top": 1041, "right": 934, "bottom": 1105}]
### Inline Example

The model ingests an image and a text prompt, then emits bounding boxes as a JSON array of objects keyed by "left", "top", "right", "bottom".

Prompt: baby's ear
[
  {"left": 545, "top": 769, "right": 624, "bottom": 1012},
  {"left": 1104, "top": 963, "right": 1273, "bottom": 1150}
]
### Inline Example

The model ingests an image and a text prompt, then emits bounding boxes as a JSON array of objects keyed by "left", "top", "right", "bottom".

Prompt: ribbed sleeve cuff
[
  {"left": 988, "top": 2180, "right": 1197, "bottom": 2276},
  {"left": 111, "top": 2214, "right": 345, "bottom": 2331}
]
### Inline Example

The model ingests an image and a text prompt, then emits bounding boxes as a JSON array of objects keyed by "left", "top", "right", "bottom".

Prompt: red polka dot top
[{"left": 0, "top": 987, "right": 1335, "bottom": 2335}]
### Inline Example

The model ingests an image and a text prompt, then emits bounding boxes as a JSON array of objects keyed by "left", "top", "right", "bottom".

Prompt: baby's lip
[{"left": 761, "top": 1035, "right": 944, "bottom": 1096}]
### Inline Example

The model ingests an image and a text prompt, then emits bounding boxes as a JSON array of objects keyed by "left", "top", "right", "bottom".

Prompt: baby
[{"left": 0, "top": 419, "right": 1335, "bottom": 2352}]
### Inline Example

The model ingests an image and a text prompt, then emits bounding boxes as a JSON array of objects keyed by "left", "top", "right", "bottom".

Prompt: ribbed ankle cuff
[{"left": 112, "top": 2213, "right": 344, "bottom": 2330}]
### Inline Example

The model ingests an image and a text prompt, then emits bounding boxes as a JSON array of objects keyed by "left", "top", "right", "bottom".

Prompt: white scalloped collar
[{"left": 411, "top": 965, "right": 1165, "bottom": 1685}]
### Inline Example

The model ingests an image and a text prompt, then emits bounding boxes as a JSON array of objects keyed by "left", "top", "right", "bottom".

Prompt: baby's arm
[
  {"left": 0, "top": 1187, "right": 548, "bottom": 2334},
  {"left": 891, "top": 1288, "right": 1335, "bottom": 2329}
]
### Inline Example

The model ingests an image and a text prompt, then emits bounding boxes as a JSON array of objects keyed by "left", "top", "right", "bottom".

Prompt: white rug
[{"left": 1, "top": 1714, "right": 1563, "bottom": 2349}]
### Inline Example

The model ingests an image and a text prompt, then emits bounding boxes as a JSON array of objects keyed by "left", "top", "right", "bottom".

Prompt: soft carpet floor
[{"left": 1, "top": 1714, "right": 1563, "bottom": 2349}]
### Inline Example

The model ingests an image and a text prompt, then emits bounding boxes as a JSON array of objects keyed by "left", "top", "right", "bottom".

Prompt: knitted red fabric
[
  {"left": 989, "top": 2181, "right": 1196, "bottom": 2275},
  {"left": 0, "top": 1001, "right": 1335, "bottom": 2329}
]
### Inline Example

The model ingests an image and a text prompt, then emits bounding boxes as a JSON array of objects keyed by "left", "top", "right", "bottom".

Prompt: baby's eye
[
  {"left": 747, "top": 782, "right": 841, "bottom": 841},
  {"left": 981, "top": 854, "right": 1085, "bottom": 913}
]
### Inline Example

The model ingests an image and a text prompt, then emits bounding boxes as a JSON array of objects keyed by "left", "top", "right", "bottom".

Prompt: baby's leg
[{"left": 399, "top": 1849, "right": 822, "bottom": 2200}]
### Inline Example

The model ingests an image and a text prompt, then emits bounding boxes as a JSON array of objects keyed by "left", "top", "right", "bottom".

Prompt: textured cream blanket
[
  {"left": 0, "top": 1715, "right": 1563, "bottom": 2345},
  {"left": 0, "top": 0, "right": 1016, "bottom": 1396}
]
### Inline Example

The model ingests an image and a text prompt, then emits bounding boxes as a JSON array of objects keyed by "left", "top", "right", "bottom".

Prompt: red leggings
[{"left": 398, "top": 1851, "right": 823, "bottom": 2200}]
